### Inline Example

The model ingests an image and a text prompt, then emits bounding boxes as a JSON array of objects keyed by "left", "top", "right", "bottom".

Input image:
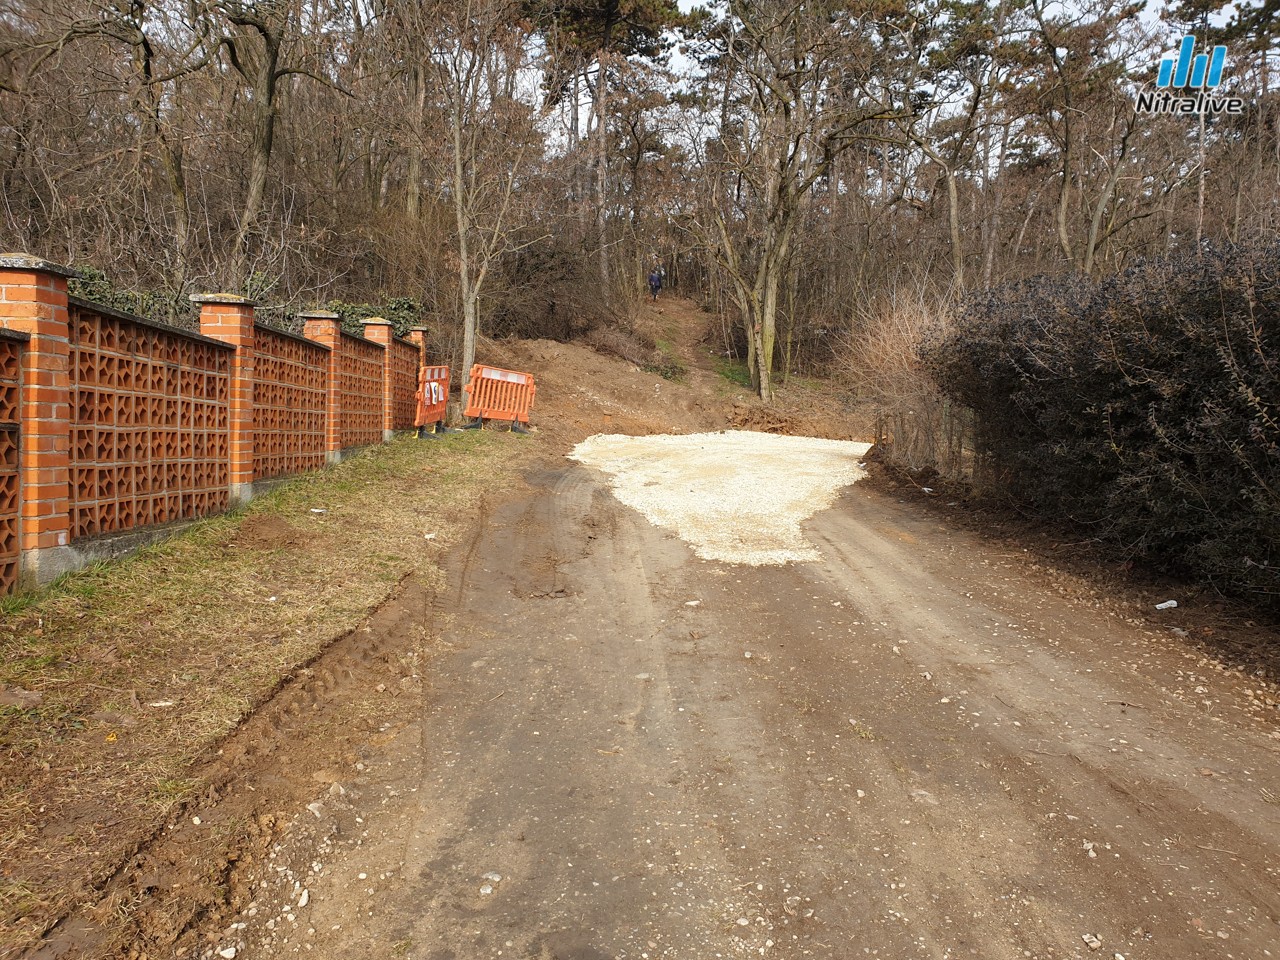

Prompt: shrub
[{"left": 925, "top": 243, "right": 1280, "bottom": 604}]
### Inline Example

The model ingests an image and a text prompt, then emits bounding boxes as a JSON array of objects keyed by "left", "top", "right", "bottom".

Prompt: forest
[{"left": 2, "top": 0, "right": 1278, "bottom": 599}]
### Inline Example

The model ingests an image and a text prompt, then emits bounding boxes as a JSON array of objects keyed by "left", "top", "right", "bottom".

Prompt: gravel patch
[{"left": 569, "top": 430, "right": 873, "bottom": 565}]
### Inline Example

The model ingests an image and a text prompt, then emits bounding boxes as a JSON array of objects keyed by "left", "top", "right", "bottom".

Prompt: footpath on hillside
[{"left": 4, "top": 297, "right": 1280, "bottom": 960}]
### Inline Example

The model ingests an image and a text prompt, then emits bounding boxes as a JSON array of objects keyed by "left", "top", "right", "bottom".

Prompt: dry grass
[
  {"left": 0, "top": 430, "right": 531, "bottom": 956},
  {"left": 839, "top": 292, "right": 969, "bottom": 474}
]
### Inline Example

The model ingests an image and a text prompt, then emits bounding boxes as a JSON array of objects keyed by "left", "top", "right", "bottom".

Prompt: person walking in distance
[{"left": 648, "top": 266, "right": 663, "bottom": 302}]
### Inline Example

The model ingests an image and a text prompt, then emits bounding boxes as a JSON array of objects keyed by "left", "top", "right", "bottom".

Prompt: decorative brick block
[
  {"left": 253, "top": 325, "right": 327, "bottom": 481},
  {"left": 0, "top": 335, "right": 21, "bottom": 594},
  {"left": 301, "top": 311, "right": 342, "bottom": 459},
  {"left": 339, "top": 332, "right": 383, "bottom": 449},
  {"left": 68, "top": 301, "right": 232, "bottom": 539},
  {"left": 389, "top": 339, "right": 419, "bottom": 430}
]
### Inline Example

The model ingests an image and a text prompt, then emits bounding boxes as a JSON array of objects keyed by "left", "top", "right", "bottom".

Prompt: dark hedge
[{"left": 924, "top": 243, "right": 1280, "bottom": 604}]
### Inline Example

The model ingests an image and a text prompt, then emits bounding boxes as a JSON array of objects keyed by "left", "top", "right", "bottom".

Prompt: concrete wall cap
[
  {"left": 189, "top": 293, "right": 257, "bottom": 306},
  {"left": 0, "top": 253, "right": 79, "bottom": 278},
  {"left": 298, "top": 309, "right": 340, "bottom": 320},
  {"left": 362, "top": 317, "right": 393, "bottom": 326}
]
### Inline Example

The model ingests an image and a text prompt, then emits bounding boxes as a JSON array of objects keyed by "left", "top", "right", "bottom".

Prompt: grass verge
[
  {"left": 714, "top": 356, "right": 754, "bottom": 390},
  {"left": 644, "top": 338, "right": 687, "bottom": 382},
  {"left": 0, "top": 430, "right": 529, "bottom": 955}
]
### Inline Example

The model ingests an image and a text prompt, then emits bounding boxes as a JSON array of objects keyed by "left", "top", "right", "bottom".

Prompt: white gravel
[{"left": 569, "top": 430, "right": 873, "bottom": 565}]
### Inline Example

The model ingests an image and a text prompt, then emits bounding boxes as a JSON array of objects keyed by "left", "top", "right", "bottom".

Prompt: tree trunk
[
  {"left": 407, "top": 64, "right": 426, "bottom": 221},
  {"left": 1195, "top": 109, "right": 1206, "bottom": 248},
  {"left": 230, "top": 40, "right": 281, "bottom": 289},
  {"left": 594, "top": 54, "right": 609, "bottom": 289},
  {"left": 945, "top": 167, "right": 963, "bottom": 289},
  {"left": 1056, "top": 144, "right": 1074, "bottom": 266}
]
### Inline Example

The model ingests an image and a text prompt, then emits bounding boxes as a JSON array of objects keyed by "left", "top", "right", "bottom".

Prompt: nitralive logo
[{"left": 1136, "top": 35, "right": 1245, "bottom": 115}]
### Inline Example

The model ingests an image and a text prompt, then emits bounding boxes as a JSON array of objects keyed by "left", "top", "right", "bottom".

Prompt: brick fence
[{"left": 0, "top": 254, "right": 430, "bottom": 595}]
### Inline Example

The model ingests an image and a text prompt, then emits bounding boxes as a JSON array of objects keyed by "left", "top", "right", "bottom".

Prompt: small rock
[
  {"left": 736, "top": 918, "right": 750, "bottom": 926},
  {"left": 218, "top": 949, "right": 237, "bottom": 959},
  {"left": 328, "top": 782, "right": 345, "bottom": 797},
  {"left": 482, "top": 872, "right": 503, "bottom": 883},
  {"left": 744, "top": 652, "right": 753, "bottom": 659},
  {"left": 306, "top": 803, "right": 324, "bottom": 818},
  {"left": 635, "top": 673, "right": 651, "bottom": 681},
  {"left": 909, "top": 789, "right": 938, "bottom": 805},
  {"left": 1155, "top": 600, "right": 1178, "bottom": 610},
  {"left": 856, "top": 790, "right": 866, "bottom": 798},
  {"left": 1082, "top": 933, "right": 1102, "bottom": 951},
  {"left": 480, "top": 884, "right": 494, "bottom": 896},
  {"left": 298, "top": 889, "right": 309, "bottom": 908},
  {"left": 685, "top": 600, "right": 701, "bottom": 607}
]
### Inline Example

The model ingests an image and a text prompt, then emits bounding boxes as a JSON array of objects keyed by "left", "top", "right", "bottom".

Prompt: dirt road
[{"left": 222, "top": 454, "right": 1280, "bottom": 960}]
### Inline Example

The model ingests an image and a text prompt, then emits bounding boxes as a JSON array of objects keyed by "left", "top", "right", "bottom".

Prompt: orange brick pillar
[
  {"left": 194, "top": 294, "right": 256, "bottom": 505},
  {"left": 301, "top": 310, "right": 342, "bottom": 464},
  {"left": 362, "top": 318, "right": 396, "bottom": 441},
  {"left": 406, "top": 327, "right": 429, "bottom": 366},
  {"left": 0, "top": 254, "right": 76, "bottom": 587}
]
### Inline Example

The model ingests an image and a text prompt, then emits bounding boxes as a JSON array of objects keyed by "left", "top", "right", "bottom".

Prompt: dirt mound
[
  {"left": 477, "top": 334, "right": 733, "bottom": 448},
  {"left": 232, "top": 514, "right": 308, "bottom": 550},
  {"left": 728, "top": 401, "right": 803, "bottom": 435},
  {"left": 475, "top": 297, "right": 877, "bottom": 451}
]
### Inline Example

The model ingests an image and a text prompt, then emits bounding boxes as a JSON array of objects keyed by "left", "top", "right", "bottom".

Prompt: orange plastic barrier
[
  {"left": 414, "top": 364, "right": 450, "bottom": 428},
  {"left": 462, "top": 364, "right": 537, "bottom": 424}
]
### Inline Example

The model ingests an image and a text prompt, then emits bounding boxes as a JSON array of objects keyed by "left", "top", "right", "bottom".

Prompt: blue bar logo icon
[{"left": 1156, "top": 35, "right": 1227, "bottom": 89}]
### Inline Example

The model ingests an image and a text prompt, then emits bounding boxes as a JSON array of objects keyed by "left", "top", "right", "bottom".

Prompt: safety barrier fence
[
  {"left": 0, "top": 254, "right": 430, "bottom": 593},
  {"left": 463, "top": 364, "right": 537, "bottom": 425},
  {"left": 415, "top": 365, "right": 451, "bottom": 432}
]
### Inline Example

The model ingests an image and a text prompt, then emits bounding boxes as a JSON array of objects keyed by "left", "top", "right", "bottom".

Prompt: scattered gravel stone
[{"left": 569, "top": 431, "right": 872, "bottom": 565}]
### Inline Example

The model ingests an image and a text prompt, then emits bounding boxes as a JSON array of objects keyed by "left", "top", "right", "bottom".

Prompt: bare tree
[
  {"left": 691, "top": 0, "right": 908, "bottom": 399},
  {"left": 418, "top": 0, "right": 550, "bottom": 378}
]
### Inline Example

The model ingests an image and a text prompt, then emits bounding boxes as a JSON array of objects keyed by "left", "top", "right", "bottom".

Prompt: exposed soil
[
  {"left": 11, "top": 298, "right": 1280, "bottom": 960},
  {"left": 233, "top": 515, "right": 308, "bottom": 551}
]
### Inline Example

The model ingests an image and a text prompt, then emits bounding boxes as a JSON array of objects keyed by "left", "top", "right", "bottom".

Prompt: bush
[
  {"left": 925, "top": 243, "right": 1280, "bottom": 604},
  {"left": 68, "top": 267, "right": 197, "bottom": 329}
]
